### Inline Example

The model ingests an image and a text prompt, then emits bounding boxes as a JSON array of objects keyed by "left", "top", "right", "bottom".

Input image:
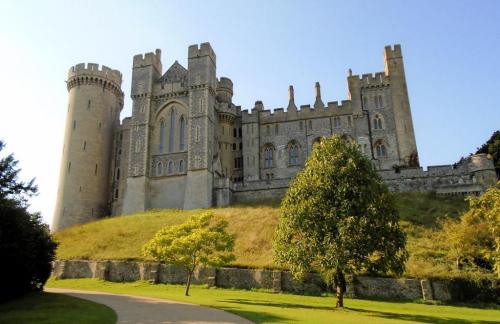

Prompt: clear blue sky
[{"left": 0, "top": 0, "right": 499, "bottom": 225}]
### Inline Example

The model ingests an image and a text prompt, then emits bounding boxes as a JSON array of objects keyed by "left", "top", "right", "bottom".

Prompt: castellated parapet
[{"left": 53, "top": 43, "right": 497, "bottom": 230}]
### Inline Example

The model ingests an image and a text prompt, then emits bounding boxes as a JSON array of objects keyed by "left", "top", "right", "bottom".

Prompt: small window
[
  {"left": 68, "top": 162, "right": 71, "bottom": 174},
  {"left": 275, "top": 124, "right": 279, "bottom": 134},
  {"left": 373, "top": 115, "right": 383, "bottom": 130},
  {"left": 94, "top": 164, "right": 98, "bottom": 175},
  {"left": 299, "top": 121, "right": 303, "bottom": 131},
  {"left": 73, "top": 120, "right": 76, "bottom": 130},
  {"left": 168, "top": 161, "right": 173, "bottom": 174},
  {"left": 333, "top": 116, "right": 341, "bottom": 128},
  {"left": 264, "top": 145, "right": 274, "bottom": 168},
  {"left": 87, "top": 100, "right": 91, "bottom": 110},
  {"left": 308, "top": 120, "right": 312, "bottom": 129},
  {"left": 232, "top": 143, "right": 236, "bottom": 151},
  {"left": 347, "top": 116, "right": 352, "bottom": 127},
  {"left": 179, "top": 160, "right": 185, "bottom": 172},
  {"left": 376, "top": 143, "right": 387, "bottom": 157},
  {"left": 195, "top": 126, "right": 200, "bottom": 142},
  {"left": 116, "top": 168, "right": 121, "bottom": 180},
  {"left": 83, "top": 141, "right": 86, "bottom": 151},
  {"left": 362, "top": 96, "right": 368, "bottom": 107},
  {"left": 233, "top": 128, "right": 237, "bottom": 138},
  {"left": 289, "top": 142, "right": 299, "bottom": 165},
  {"left": 266, "top": 125, "right": 270, "bottom": 135},
  {"left": 98, "top": 122, "right": 102, "bottom": 130},
  {"left": 239, "top": 143, "right": 242, "bottom": 150},
  {"left": 157, "top": 162, "right": 163, "bottom": 176},
  {"left": 114, "top": 189, "right": 119, "bottom": 199},
  {"left": 238, "top": 127, "right": 242, "bottom": 138},
  {"left": 378, "top": 95, "right": 383, "bottom": 108}
]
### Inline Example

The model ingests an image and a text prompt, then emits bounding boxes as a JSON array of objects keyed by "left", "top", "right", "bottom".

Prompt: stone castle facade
[{"left": 52, "top": 43, "right": 496, "bottom": 231}]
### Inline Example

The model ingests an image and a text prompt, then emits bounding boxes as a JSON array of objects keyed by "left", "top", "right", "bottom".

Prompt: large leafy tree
[
  {"left": 441, "top": 184, "right": 500, "bottom": 276},
  {"left": 0, "top": 140, "right": 58, "bottom": 301},
  {"left": 142, "top": 212, "right": 235, "bottom": 296},
  {"left": 274, "top": 136, "right": 407, "bottom": 307}
]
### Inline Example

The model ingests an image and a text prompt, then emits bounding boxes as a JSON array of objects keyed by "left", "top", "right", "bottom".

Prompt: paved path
[{"left": 46, "top": 288, "right": 253, "bottom": 324}]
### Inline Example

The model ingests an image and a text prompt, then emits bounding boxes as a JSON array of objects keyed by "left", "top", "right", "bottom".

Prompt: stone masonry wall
[{"left": 53, "top": 260, "right": 455, "bottom": 302}]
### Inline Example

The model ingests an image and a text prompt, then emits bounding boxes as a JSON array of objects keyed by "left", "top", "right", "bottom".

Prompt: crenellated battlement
[
  {"left": 68, "top": 63, "right": 122, "bottom": 86},
  {"left": 384, "top": 44, "right": 402, "bottom": 60},
  {"left": 241, "top": 98, "right": 353, "bottom": 123},
  {"left": 133, "top": 49, "right": 162, "bottom": 71},
  {"left": 348, "top": 71, "right": 390, "bottom": 88},
  {"left": 67, "top": 63, "right": 123, "bottom": 100},
  {"left": 188, "top": 42, "right": 216, "bottom": 64}
]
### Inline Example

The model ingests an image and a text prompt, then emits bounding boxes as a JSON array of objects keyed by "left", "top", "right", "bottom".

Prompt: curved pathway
[{"left": 46, "top": 288, "right": 252, "bottom": 324}]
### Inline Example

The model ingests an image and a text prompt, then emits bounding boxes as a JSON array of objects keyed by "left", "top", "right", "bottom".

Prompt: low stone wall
[{"left": 52, "top": 260, "right": 456, "bottom": 302}]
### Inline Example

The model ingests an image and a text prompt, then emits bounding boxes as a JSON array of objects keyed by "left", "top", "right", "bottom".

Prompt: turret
[
  {"left": 217, "top": 77, "right": 233, "bottom": 104},
  {"left": 53, "top": 63, "right": 124, "bottom": 231}
]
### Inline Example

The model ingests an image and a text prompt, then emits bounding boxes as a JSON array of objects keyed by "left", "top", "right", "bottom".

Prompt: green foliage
[
  {"left": 448, "top": 276, "right": 500, "bottom": 303},
  {"left": 142, "top": 212, "right": 235, "bottom": 295},
  {"left": 0, "top": 140, "right": 58, "bottom": 301},
  {"left": 274, "top": 136, "right": 407, "bottom": 306},
  {"left": 476, "top": 130, "right": 500, "bottom": 178},
  {"left": 441, "top": 185, "right": 500, "bottom": 277}
]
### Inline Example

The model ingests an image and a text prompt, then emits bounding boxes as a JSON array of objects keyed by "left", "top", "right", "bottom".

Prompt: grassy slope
[
  {"left": 54, "top": 193, "right": 468, "bottom": 275},
  {"left": 46, "top": 278, "right": 500, "bottom": 324},
  {"left": 0, "top": 291, "right": 116, "bottom": 324}
]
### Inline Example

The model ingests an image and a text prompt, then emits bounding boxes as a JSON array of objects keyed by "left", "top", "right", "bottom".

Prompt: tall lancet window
[
  {"left": 179, "top": 116, "right": 186, "bottom": 150},
  {"left": 159, "top": 119, "right": 165, "bottom": 153},
  {"left": 169, "top": 108, "right": 176, "bottom": 152}
]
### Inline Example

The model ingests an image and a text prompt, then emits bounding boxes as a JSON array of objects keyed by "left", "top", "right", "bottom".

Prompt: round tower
[{"left": 52, "top": 63, "right": 123, "bottom": 231}]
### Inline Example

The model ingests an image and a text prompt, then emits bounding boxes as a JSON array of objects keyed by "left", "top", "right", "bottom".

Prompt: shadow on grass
[
  {"left": 219, "top": 305, "right": 289, "bottom": 323},
  {"left": 346, "top": 307, "right": 499, "bottom": 324},
  {"left": 225, "top": 298, "right": 499, "bottom": 324}
]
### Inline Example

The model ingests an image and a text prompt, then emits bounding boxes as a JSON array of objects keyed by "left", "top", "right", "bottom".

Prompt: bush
[
  {"left": 0, "top": 140, "right": 58, "bottom": 301},
  {"left": 448, "top": 276, "right": 500, "bottom": 303},
  {"left": 0, "top": 202, "right": 58, "bottom": 301}
]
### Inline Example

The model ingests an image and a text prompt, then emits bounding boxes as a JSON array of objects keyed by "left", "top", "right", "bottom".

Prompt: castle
[{"left": 52, "top": 43, "right": 497, "bottom": 231}]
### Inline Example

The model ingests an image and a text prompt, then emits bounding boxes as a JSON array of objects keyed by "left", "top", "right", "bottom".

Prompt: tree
[
  {"left": 142, "top": 212, "right": 235, "bottom": 296},
  {"left": 442, "top": 184, "right": 500, "bottom": 276},
  {"left": 0, "top": 140, "right": 58, "bottom": 301},
  {"left": 273, "top": 136, "right": 407, "bottom": 307},
  {"left": 476, "top": 131, "right": 500, "bottom": 179}
]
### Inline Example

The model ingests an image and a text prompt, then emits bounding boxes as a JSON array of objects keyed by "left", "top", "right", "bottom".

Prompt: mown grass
[
  {"left": 0, "top": 291, "right": 116, "bottom": 324},
  {"left": 46, "top": 278, "right": 500, "bottom": 324},
  {"left": 54, "top": 192, "right": 469, "bottom": 276}
]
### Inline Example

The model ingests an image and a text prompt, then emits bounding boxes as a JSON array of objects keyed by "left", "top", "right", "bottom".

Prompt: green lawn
[
  {"left": 47, "top": 278, "right": 500, "bottom": 324},
  {"left": 0, "top": 290, "right": 116, "bottom": 324}
]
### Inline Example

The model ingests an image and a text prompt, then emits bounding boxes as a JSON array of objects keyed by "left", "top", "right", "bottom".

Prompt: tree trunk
[
  {"left": 456, "top": 257, "right": 462, "bottom": 270},
  {"left": 334, "top": 268, "right": 346, "bottom": 308},
  {"left": 185, "top": 267, "right": 195, "bottom": 296}
]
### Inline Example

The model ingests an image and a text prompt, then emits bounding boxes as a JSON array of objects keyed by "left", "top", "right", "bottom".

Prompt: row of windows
[
  {"left": 263, "top": 116, "right": 354, "bottom": 136},
  {"left": 260, "top": 138, "right": 389, "bottom": 168},
  {"left": 363, "top": 94, "right": 385, "bottom": 108},
  {"left": 156, "top": 160, "right": 185, "bottom": 176}
]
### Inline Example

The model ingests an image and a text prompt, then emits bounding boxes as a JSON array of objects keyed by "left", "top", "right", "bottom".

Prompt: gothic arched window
[
  {"left": 375, "top": 141, "right": 387, "bottom": 157},
  {"left": 179, "top": 115, "right": 186, "bottom": 151},
  {"left": 264, "top": 145, "right": 275, "bottom": 168},
  {"left": 288, "top": 141, "right": 299, "bottom": 165},
  {"left": 168, "top": 161, "right": 173, "bottom": 174},
  {"left": 157, "top": 162, "right": 163, "bottom": 176},
  {"left": 179, "top": 160, "right": 185, "bottom": 172},
  {"left": 169, "top": 108, "right": 176, "bottom": 152},
  {"left": 373, "top": 115, "right": 383, "bottom": 130},
  {"left": 159, "top": 119, "right": 166, "bottom": 153}
]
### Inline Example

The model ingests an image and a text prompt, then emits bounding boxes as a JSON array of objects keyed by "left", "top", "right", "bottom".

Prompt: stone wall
[{"left": 53, "top": 260, "right": 455, "bottom": 302}]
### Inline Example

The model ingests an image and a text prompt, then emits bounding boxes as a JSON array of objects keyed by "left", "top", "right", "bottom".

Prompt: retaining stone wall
[{"left": 52, "top": 260, "right": 456, "bottom": 301}]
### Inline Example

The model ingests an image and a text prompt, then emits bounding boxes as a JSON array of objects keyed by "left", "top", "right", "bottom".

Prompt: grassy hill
[{"left": 54, "top": 192, "right": 468, "bottom": 277}]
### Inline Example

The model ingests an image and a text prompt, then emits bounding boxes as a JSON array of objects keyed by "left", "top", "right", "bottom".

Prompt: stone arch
[{"left": 154, "top": 100, "right": 188, "bottom": 154}]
